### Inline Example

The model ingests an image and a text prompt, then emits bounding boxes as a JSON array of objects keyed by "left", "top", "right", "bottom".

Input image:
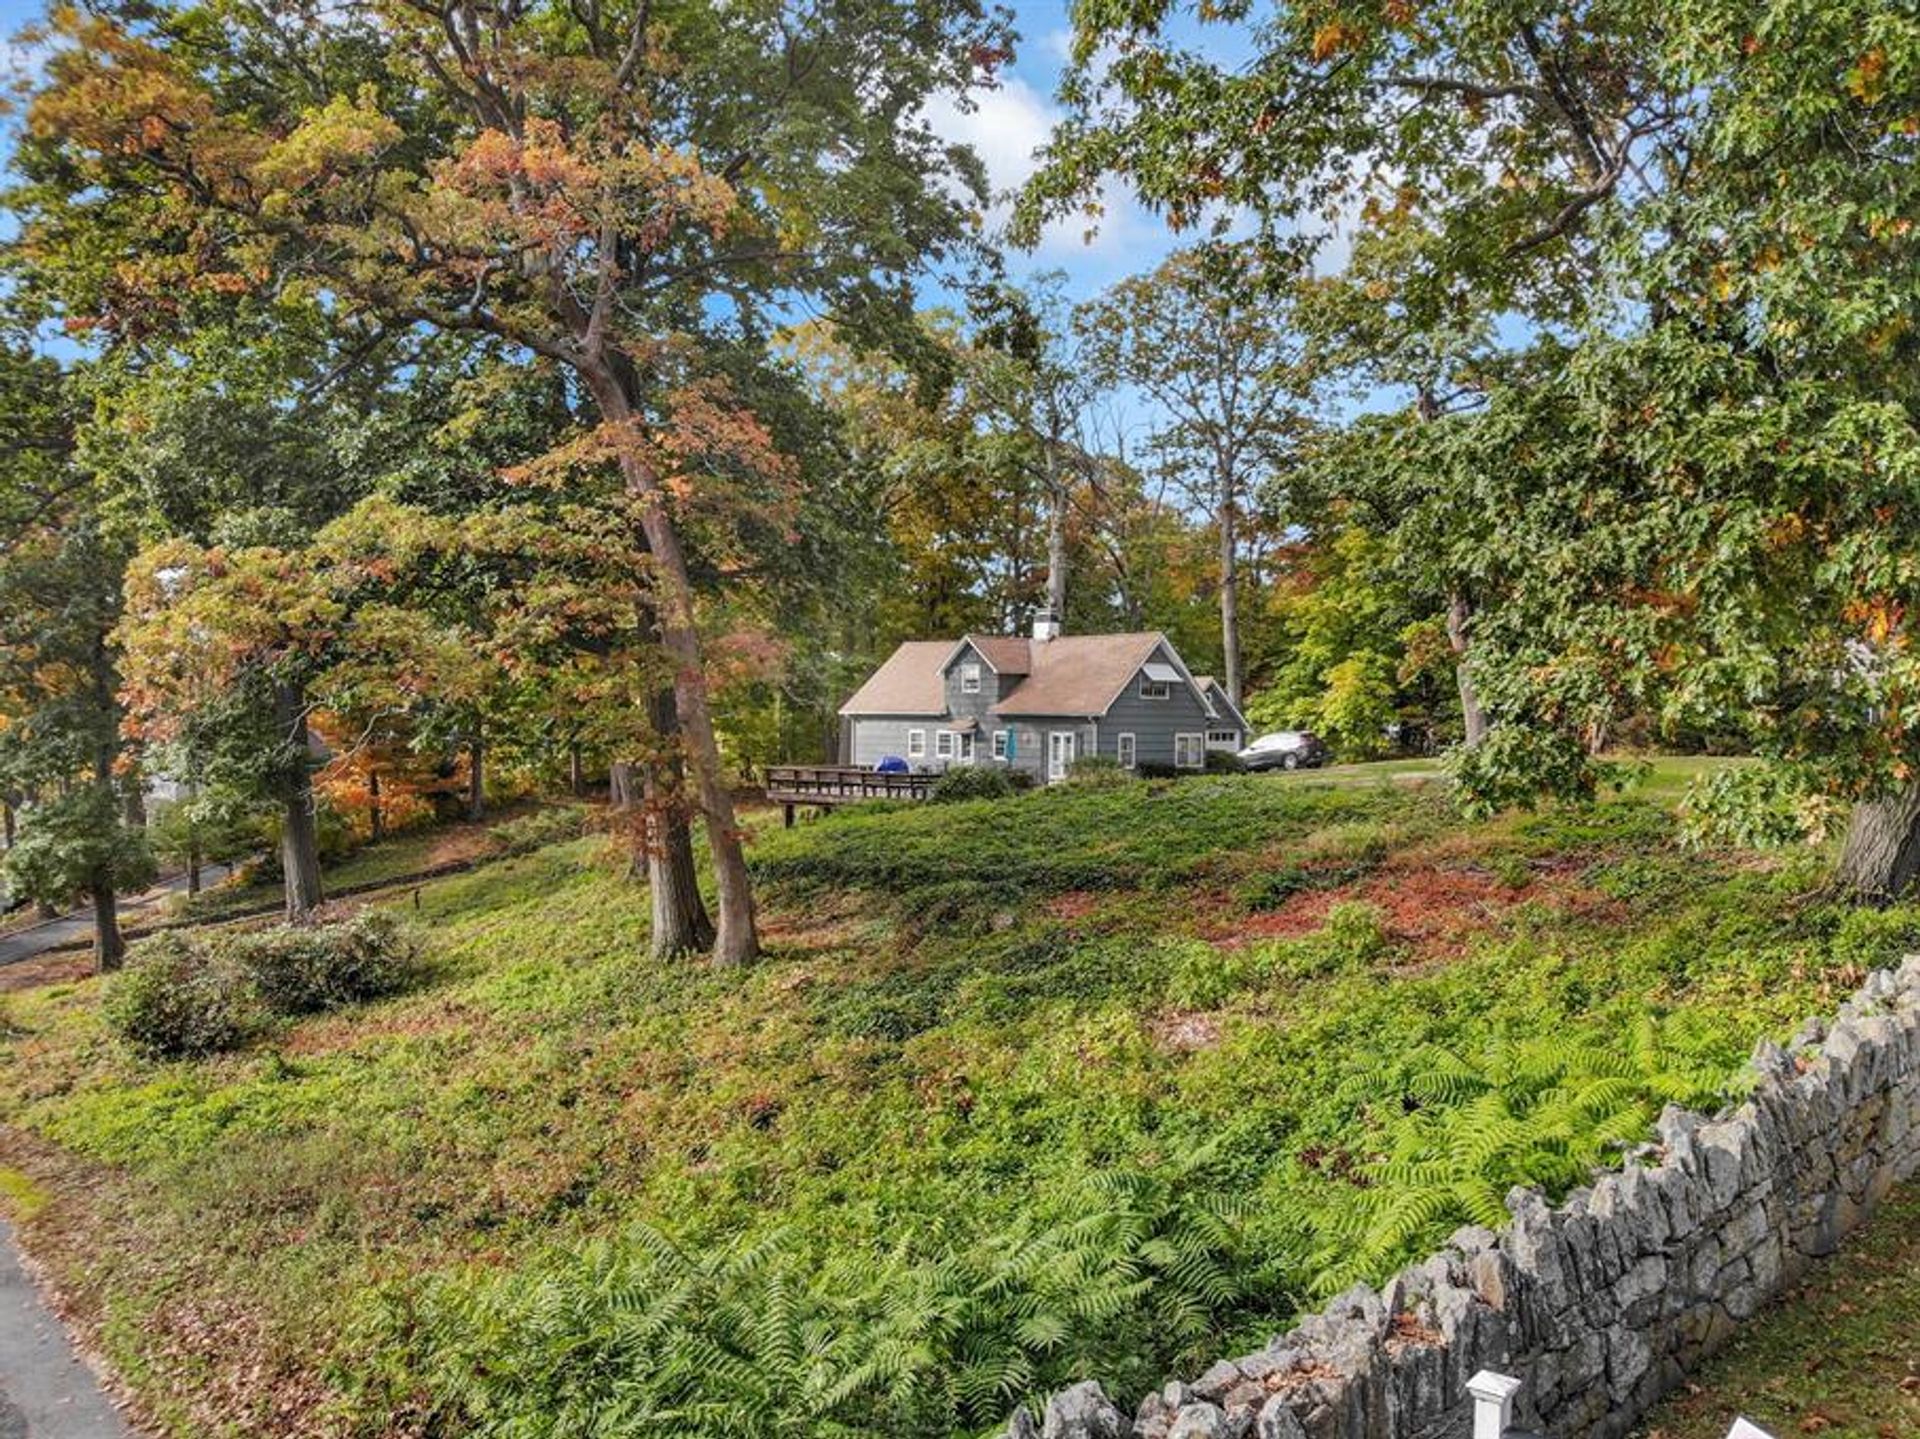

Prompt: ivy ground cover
[{"left": 1, "top": 764, "right": 1913, "bottom": 1437}]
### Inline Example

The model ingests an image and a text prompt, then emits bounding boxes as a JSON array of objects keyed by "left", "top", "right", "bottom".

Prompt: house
[{"left": 837, "top": 613, "right": 1249, "bottom": 782}]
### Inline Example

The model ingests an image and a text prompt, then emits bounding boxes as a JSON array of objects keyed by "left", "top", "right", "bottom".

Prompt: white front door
[{"left": 1047, "top": 730, "right": 1077, "bottom": 782}]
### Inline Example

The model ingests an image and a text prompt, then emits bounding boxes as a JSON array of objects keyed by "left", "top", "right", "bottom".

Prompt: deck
[{"left": 765, "top": 765, "right": 936, "bottom": 823}]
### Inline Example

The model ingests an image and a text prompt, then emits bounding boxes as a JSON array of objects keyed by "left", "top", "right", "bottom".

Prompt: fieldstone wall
[{"left": 1012, "top": 957, "right": 1920, "bottom": 1439}]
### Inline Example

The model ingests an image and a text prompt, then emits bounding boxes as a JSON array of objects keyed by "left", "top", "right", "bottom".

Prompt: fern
[
  {"left": 1304, "top": 1019, "right": 1737, "bottom": 1296},
  {"left": 390, "top": 1149, "right": 1300, "bottom": 1438}
]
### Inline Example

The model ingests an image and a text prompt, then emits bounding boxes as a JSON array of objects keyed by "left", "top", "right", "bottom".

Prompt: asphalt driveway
[
  {"left": 0, "top": 1223, "right": 132, "bottom": 1437},
  {"left": 0, "top": 866, "right": 232, "bottom": 968}
]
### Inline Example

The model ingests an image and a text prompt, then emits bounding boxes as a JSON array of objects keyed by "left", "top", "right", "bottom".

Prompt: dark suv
[{"left": 1236, "top": 730, "right": 1330, "bottom": 771}]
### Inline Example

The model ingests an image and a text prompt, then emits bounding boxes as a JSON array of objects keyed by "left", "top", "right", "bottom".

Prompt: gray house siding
[
  {"left": 847, "top": 716, "right": 935, "bottom": 769},
  {"left": 1089, "top": 642, "right": 1220, "bottom": 769},
  {"left": 844, "top": 638, "right": 1237, "bottom": 780}
]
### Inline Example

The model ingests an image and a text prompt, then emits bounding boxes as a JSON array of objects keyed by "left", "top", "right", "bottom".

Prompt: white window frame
[
  {"left": 960, "top": 662, "right": 982, "bottom": 695},
  {"left": 992, "top": 729, "right": 1010, "bottom": 761},
  {"left": 935, "top": 730, "right": 958, "bottom": 761},
  {"left": 1174, "top": 733, "right": 1205, "bottom": 770},
  {"left": 1116, "top": 732, "right": 1136, "bottom": 769},
  {"left": 906, "top": 729, "right": 926, "bottom": 759},
  {"left": 1207, "top": 730, "right": 1240, "bottom": 750},
  {"left": 1139, "top": 675, "right": 1172, "bottom": 700}
]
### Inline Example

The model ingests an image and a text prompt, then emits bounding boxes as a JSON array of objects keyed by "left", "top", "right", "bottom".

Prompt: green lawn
[
  {"left": 0, "top": 767, "right": 1907, "bottom": 1437},
  {"left": 1636, "top": 1183, "right": 1920, "bottom": 1439}
]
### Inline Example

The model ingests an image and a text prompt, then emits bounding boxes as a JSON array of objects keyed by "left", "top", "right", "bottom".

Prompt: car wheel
[{"left": 1282, "top": 753, "right": 1299, "bottom": 770}]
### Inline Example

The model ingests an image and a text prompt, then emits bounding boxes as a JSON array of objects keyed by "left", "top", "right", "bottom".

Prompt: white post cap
[{"left": 1466, "top": 1370, "right": 1525, "bottom": 1439}]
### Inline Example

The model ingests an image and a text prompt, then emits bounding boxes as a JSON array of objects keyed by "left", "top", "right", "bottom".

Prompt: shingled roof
[
  {"left": 840, "top": 632, "right": 1204, "bottom": 719},
  {"left": 837, "top": 640, "right": 953, "bottom": 715}
]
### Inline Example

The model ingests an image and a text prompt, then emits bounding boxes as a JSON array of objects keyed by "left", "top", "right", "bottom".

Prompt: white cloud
[{"left": 921, "top": 73, "right": 1149, "bottom": 258}]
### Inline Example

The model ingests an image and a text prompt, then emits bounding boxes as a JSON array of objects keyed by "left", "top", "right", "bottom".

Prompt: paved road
[
  {"left": 0, "top": 1222, "right": 132, "bottom": 1438},
  {"left": 0, "top": 866, "right": 234, "bottom": 967}
]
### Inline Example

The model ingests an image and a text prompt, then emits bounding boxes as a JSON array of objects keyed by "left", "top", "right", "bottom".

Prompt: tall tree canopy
[
  {"left": 1027, "top": 0, "right": 1920, "bottom": 898},
  {"left": 22, "top": 0, "right": 1010, "bottom": 963}
]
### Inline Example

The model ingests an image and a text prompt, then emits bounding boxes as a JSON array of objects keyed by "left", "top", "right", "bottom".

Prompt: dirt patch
[
  {"left": 422, "top": 823, "right": 501, "bottom": 870},
  {"left": 1045, "top": 891, "right": 1102, "bottom": 923},
  {"left": 1147, "top": 1010, "right": 1224, "bottom": 1054},
  {"left": 0, "top": 952, "right": 99, "bottom": 994}
]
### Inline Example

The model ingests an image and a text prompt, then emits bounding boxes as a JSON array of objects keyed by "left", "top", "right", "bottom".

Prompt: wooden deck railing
[{"left": 765, "top": 765, "right": 936, "bottom": 819}]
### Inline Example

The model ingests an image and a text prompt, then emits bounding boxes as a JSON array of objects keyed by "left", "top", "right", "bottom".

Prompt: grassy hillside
[{"left": 0, "top": 766, "right": 1913, "bottom": 1437}]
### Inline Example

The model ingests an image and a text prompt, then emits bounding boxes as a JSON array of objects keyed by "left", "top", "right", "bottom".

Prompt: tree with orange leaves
[{"left": 21, "top": 0, "right": 1008, "bottom": 964}]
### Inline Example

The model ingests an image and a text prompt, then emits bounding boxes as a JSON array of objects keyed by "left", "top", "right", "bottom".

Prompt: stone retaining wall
[{"left": 1013, "top": 957, "right": 1920, "bottom": 1439}]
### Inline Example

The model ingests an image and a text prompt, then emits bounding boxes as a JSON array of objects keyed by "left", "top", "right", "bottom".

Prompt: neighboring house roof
[
  {"left": 838, "top": 640, "right": 954, "bottom": 715},
  {"left": 840, "top": 631, "right": 1206, "bottom": 719}
]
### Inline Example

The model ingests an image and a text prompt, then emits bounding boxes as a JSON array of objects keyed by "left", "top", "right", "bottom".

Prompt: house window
[
  {"left": 1117, "top": 733, "right": 1136, "bottom": 769},
  {"left": 1174, "top": 733, "right": 1205, "bottom": 769},
  {"left": 935, "top": 730, "right": 957, "bottom": 760},
  {"left": 1139, "top": 676, "right": 1171, "bottom": 700},
  {"left": 960, "top": 662, "right": 982, "bottom": 695},
  {"left": 906, "top": 729, "right": 926, "bottom": 759},
  {"left": 992, "top": 730, "right": 1010, "bottom": 761},
  {"left": 1207, "top": 730, "right": 1239, "bottom": 750}
]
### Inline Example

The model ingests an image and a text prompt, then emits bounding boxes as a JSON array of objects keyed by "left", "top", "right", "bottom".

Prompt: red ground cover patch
[
  {"left": 1208, "top": 858, "right": 1624, "bottom": 962},
  {"left": 1045, "top": 890, "right": 1102, "bottom": 923}
]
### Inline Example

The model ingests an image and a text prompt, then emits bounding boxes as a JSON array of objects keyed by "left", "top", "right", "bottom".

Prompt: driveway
[
  {"left": 0, "top": 1222, "right": 133, "bottom": 1437},
  {"left": 0, "top": 866, "right": 233, "bottom": 967}
]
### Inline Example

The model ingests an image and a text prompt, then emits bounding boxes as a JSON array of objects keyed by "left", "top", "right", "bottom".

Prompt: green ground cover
[{"left": 0, "top": 763, "right": 1907, "bottom": 1437}]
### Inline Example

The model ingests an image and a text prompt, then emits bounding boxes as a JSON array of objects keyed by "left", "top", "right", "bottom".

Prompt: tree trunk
[
  {"left": 609, "top": 748, "right": 713, "bottom": 959},
  {"left": 273, "top": 679, "right": 324, "bottom": 922},
  {"left": 467, "top": 725, "right": 486, "bottom": 822},
  {"left": 1043, "top": 442, "right": 1069, "bottom": 625},
  {"left": 569, "top": 741, "right": 585, "bottom": 798},
  {"left": 641, "top": 683, "right": 717, "bottom": 956},
  {"left": 1446, "top": 592, "right": 1489, "bottom": 747},
  {"left": 1, "top": 798, "right": 12, "bottom": 851},
  {"left": 1219, "top": 488, "right": 1243, "bottom": 707},
  {"left": 369, "top": 767, "right": 385, "bottom": 842},
  {"left": 609, "top": 760, "right": 638, "bottom": 810},
  {"left": 588, "top": 371, "right": 758, "bottom": 966},
  {"left": 90, "top": 877, "right": 124, "bottom": 973},
  {"left": 1837, "top": 784, "right": 1920, "bottom": 901}
]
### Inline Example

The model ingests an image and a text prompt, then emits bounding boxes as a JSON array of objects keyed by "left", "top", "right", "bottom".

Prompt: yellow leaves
[
  {"left": 1844, "top": 595, "right": 1907, "bottom": 648},
  {"left": 253, "top": 88, "right": 402, "bottom": 196},
  {"left": 1310, "top": 19, "right": 1368, "bottom": 63}
]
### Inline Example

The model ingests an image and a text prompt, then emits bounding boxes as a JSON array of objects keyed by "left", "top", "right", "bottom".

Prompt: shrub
[
  {"left": 1066, "top": 755, "right": 1131, "bottom": 788},
  {"left": 103, "top": 913, "right": 422, "bottom": 1057},
  {"left": 1204, "top": 748, "right": 1245, "bottom": 773},
  {"left": 488, "top": 805, "right": 592, "bottom": 857},
  {"left": 231, "top": 910, "right": 422, "bottom": 1017},
  {"left": 930, "top": 766, "right": 1023, "bottom": 803},
  {"left": 103, "top": 933, "right": 262, "bottom": 1060},
  {"left": 1137, "top": 761, "right": 1181, "bottom": 780}
]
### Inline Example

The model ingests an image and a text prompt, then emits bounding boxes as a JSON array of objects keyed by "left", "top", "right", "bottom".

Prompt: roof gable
[{"left": 992, "top": 633, "right": 1170, "bottom": 717}]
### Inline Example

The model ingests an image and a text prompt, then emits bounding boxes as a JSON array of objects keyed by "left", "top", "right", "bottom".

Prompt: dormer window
[
  {"left": 1139, "top": 660, "right": 1180, "bottom": 700},
  {"left": 960, "top": 662, "right": 982, "bottom": 695}
]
